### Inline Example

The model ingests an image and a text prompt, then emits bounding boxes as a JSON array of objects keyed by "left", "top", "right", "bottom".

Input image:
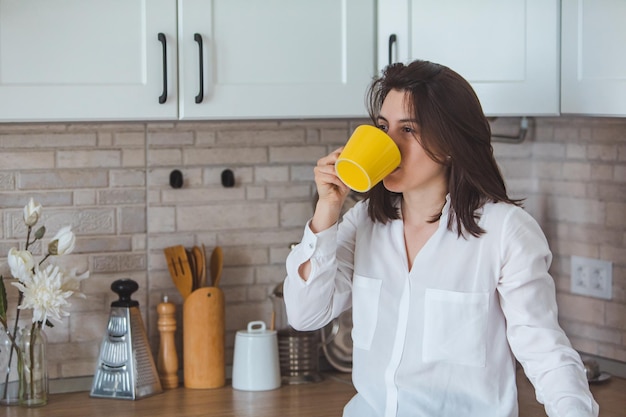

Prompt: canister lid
[{"left": 236, "top": 320, "right": 276, "bottom": 337}]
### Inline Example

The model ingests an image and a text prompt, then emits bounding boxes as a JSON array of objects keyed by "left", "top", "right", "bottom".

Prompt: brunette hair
[{"left": 364, "top": 60, "right": 522, "bottom": 237}]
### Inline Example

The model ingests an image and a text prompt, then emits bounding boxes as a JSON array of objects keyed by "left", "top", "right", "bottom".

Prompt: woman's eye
[
  {"left": 402, "top": 126, "right": 414, "bottom": 133},
  {"left": 377, "top": 125, "right": 389, "bottom": 132}
]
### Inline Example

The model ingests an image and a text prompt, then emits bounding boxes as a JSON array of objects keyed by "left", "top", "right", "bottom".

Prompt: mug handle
[{"left": 247, "top": 320, "right": 267, "bottom": 332}]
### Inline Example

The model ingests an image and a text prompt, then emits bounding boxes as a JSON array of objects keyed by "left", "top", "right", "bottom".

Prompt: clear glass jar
[
  {"left": 18, "top": 326, "right": 47, "bottom": 407},
  {"left": 0, "top": 328, "right": 20, "bottom": 406}
]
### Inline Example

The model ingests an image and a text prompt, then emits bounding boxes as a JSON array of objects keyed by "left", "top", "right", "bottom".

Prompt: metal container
[
  {"left": 90, "top": 279, "right": 163, "bottom": 400},
  {"left": 272, "top": 283, "right": 322, "bottom": 384}
]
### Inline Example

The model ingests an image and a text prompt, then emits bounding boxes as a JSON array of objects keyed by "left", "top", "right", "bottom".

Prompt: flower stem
[{"left": 1, "top": 291, "right": 23, "bottom": 401}]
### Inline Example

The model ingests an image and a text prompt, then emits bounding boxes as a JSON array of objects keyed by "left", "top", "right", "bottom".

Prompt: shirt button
[{"left": 308, "top": 243, "right": 314, "bottom": 249}]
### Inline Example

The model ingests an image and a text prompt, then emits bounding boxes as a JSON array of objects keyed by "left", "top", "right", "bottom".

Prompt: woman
[{"left": 283, "top": 60, "right": 598, "bottom": 417}]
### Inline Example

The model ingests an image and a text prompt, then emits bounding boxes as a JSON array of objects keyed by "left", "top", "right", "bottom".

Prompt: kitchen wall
[{"left": 0, "top": 116, "right": 624, "bottom": 383}]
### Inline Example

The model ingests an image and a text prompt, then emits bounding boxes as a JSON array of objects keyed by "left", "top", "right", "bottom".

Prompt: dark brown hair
[{"left": 364, "top": 60, "right": 522, "bottom": 237}]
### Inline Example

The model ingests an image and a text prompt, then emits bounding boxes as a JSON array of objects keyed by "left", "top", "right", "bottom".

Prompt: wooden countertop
[{"left": 5, "top": 370, "right": 624, "bottom": 417}]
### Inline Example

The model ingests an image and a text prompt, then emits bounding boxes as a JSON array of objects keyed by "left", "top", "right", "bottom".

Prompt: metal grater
[{"left": 90, "top": 279, "right": 163, "bottom": 400}]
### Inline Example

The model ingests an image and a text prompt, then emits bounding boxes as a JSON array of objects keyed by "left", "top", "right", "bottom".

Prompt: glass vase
[
  {"left": 0, "top": 328, "right": 20, "bottom": 406},
  {"left": 18, "top": 326, "right": 47, "bottom": 407}
]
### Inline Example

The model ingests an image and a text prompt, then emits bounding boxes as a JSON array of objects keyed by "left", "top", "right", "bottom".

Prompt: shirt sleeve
[
  {"left": 496, "top": 208, "right": 599, "bottom": 417},
  {"left": 283, "top": 203, "right": 362, "bottom": 332}
]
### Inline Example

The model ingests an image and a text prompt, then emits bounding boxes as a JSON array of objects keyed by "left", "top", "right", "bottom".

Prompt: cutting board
[{"left": 183, "top": 287, "right": 225, "bottom": 389}]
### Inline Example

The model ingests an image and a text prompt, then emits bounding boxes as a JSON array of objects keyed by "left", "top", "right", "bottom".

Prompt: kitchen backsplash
[{"left": 0, "top": 116, "right": 624, "bottom": 382}]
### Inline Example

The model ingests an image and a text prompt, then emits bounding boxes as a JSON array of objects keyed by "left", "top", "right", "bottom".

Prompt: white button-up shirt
[{"left": 284, "top": 198, "right": 598, "bottom": 417}]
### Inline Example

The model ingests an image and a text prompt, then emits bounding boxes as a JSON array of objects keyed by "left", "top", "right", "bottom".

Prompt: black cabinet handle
[
  {"left": 158, "top": 33, "right": 167, "bottom": 104},
  {"left": 194, "top": 33, "right": 204, "bottom": 104},
  {"left": 388, "top": 34, "right": 397, "bottom": 66}
]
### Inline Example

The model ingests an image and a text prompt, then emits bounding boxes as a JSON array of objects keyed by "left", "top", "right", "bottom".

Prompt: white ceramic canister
[{"left": 232, "top": 321, "right": 281, "bottom": 391}]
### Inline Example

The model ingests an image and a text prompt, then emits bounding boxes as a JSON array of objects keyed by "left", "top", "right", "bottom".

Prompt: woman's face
[{"left": 377, "top": 89, "right": 447, "bottom": 194}]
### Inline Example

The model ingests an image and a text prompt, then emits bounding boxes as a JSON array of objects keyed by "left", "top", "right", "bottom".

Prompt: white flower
[
  {"left": 23, "top": 198, "right": 42, "bottom": 227},
  {"left": 48, "top": 226, "right": 76, "bottom": 256},
  {"left": 60, "top": 267, "right": 90, "bottom": 298},
  {"left": 11, "top": 265, "right": 73, "bottom": 324},
  {"left": 7, "top": 247, "right": 35, "bottom": 282}
]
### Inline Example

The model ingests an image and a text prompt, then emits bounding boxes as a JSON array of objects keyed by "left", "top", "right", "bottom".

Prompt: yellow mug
[{"left": 335, "top": 125, "right": 401, "bottom": 192}]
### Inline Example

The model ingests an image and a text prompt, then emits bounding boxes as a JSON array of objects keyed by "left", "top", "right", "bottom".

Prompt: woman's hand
[{"left": 310, "top": 147, "right": 351, "bottom": 233}]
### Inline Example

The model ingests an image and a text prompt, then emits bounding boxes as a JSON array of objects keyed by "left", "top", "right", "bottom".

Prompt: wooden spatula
[
  {"left": 192, "top": 245, "right": 206, "bottom": 289},
  {"left": 210, "top": 246, "right": 223, "bottom": 287},
  {"left": 164, "top": 245, "right": 194, "bottom": 299}
]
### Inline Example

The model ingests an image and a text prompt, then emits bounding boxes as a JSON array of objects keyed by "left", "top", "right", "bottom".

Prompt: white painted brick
[
  {"left": 566, "top": 143, "right": 587, "bottom": 159},
  {"left": 195, "top": 130, "right": 217, "bottom": 145},
  {"left": 556, "top": 293, "right": 605, "bottom": 326},
  {"left": 320, "top": 128, "right": 350, "bottom": 145},
  {"left": 217, "top": 128, "right": 305, "bottom": 146},
  {"left": 562, "top": 162, "right": 591, "bottom": 180},
  {"left": 162, "top": 186, "right": 245, "bottom": 204},
  {"left": 149, "top": 206, "right": 176, "bottom": 233},
  {"left": 267, "top": 184, "right": 310, "bottom": 199},
  {"left": 255, "top": 166, "right": 289, "bottom": 182},
  {"left": 97, "top": 132, "right": 114, "bottom": 146},
  {"left": 0, "top": 133, "right": 97, "bottom": 148},
  {"left": 269, "top": 145, "right": 326, "bottom": 163},
  {"left": 148, "top": 148, "right": 183, "bottom": 166},
  {"left": 122, "top": 148, "right": 146, "bottom": 167},
  {"left": 177, "top": 203, "right": 279, "bottom": 231},
  {"left": 0, "top": 151, "right": 55, "bottom": 170},
  {"left": 74, "top": 189, "right": 97, "bottom": 205},
  {"left": 280, "top": 201, "right": 314, "bottom": 227},
  {"left": 148, "top": 131, "right": 194, "bottom": 146},
  {"left": 590, "top": 164, "right": 614, "bottom": 181},
  {"left": 184, "top": 147, "right": 268, "bottom": 165},
  {"left": 532, "top": 142, "right": 566, "bottom": 159},
  {"left": 246, "top": 186, "right": 266, "bottom": 200},
  {"left": 19, "top": 170, "right": 108, "bottom": 189},
  {"left": 607, "top": 202, "right": 626, "bottom": 227},
  {"left": 57, "top": 150, "right": 122, "bottom": 168},
  {"left": 115, "top": 131, "right": 145, "bottom": 146},
  {"left": 547, "top": 196, "right": 605, "bottom": 224}
]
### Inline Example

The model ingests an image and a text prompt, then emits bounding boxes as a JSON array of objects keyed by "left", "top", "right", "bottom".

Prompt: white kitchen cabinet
[
  {"left": 561, "top": 0, "right": 626, "bottom": 116},
  {"left": 0, "top": 0, "right": 375, "bottom": 122},
  {"left": 178, "top": 0, "right": 375, "bottom": 120},
  {"left": 377, "top": 0, "right": 560, "bottom": 117},
  {"left": 0, "top": 0, "right": 178, "bottom": 122}
]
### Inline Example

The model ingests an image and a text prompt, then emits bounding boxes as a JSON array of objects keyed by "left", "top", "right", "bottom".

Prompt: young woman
[{"left": 283, "top": 60, "right": 598, "bottom": 417}]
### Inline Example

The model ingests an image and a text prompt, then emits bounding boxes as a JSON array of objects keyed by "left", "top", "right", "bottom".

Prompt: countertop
[{"left": 5, "top": 369, "right": 624, "bottom": 417}]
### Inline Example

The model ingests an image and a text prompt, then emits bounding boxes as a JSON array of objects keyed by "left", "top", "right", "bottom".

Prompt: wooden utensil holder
[{"left": 183, "top": 287, "right": 225, "bottom": 389}]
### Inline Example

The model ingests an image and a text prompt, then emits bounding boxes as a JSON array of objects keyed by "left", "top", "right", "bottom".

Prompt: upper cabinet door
[
  {"left": 378, "top": 0, "right": 560, "bottom": 116},
  {"left": 561, "top": 0, "right": 626, "bottom": 116},
  {"left": 0, "top": 0, "right": 177, "bottom": 122},
  {"left": 178, "top": 0, "right": 376, "bottom": 120}
]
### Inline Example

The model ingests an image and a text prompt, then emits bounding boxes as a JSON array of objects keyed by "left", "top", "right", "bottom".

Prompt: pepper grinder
[{"left": 157, "top": 295, "right": 179, "bottom": 389}]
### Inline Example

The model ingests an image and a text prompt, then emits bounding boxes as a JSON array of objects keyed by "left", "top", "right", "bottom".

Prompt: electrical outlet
[{"left": 570, "top": 256, "right": 612, "bottom": 300}]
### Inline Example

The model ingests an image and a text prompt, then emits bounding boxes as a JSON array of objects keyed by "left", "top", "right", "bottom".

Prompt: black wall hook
[
  {"left": 169, "top": 169, "right": 183, "bottom": 189},
  {"left": 221, "top": 169, "right": 235, "bottom": 188}
]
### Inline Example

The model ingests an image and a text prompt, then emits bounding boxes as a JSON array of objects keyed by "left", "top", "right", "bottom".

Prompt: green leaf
[
  {"left": 0, "top": 275, "right": 7, "bottom": 325},
  {"left": 34, "top": 225, "right": 46, "bottom": 240}
]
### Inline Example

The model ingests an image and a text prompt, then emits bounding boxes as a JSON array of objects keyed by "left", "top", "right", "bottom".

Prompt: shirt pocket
[
  {"left": 351, "top": 274, "right": 382, "bottom": 350},
  {"left": 422, "top": 288, "right": 489, "bottom": 367}
]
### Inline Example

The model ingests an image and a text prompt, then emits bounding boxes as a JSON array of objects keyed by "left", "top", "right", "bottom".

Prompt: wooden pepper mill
[{"left": 157, "top": 295, "right": 179, "bottom": 389}]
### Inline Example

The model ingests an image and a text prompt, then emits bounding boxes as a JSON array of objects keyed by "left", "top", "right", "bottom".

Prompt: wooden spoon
[
  {"left": 163, "top": 245, "right": 194, "bottom": 299},
  {"left": 192, "top": 245, "right": 206, "bottom": 288},
  {"left": 210, "top": 246, "right": 223, "bottom": 287}
]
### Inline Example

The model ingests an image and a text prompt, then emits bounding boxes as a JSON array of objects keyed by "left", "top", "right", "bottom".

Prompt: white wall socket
[{"left": 570, "top": 255, "right": 612, "bottom": 300}]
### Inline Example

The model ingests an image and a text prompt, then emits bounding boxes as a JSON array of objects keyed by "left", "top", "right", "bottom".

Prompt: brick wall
[{"left": 0, "top": 116, "right": 624, "bottom": 381}]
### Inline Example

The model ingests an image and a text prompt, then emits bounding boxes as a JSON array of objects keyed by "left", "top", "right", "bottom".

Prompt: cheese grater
[{"left": 90, "top": 279, "right": 163, "bottom": 400}]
